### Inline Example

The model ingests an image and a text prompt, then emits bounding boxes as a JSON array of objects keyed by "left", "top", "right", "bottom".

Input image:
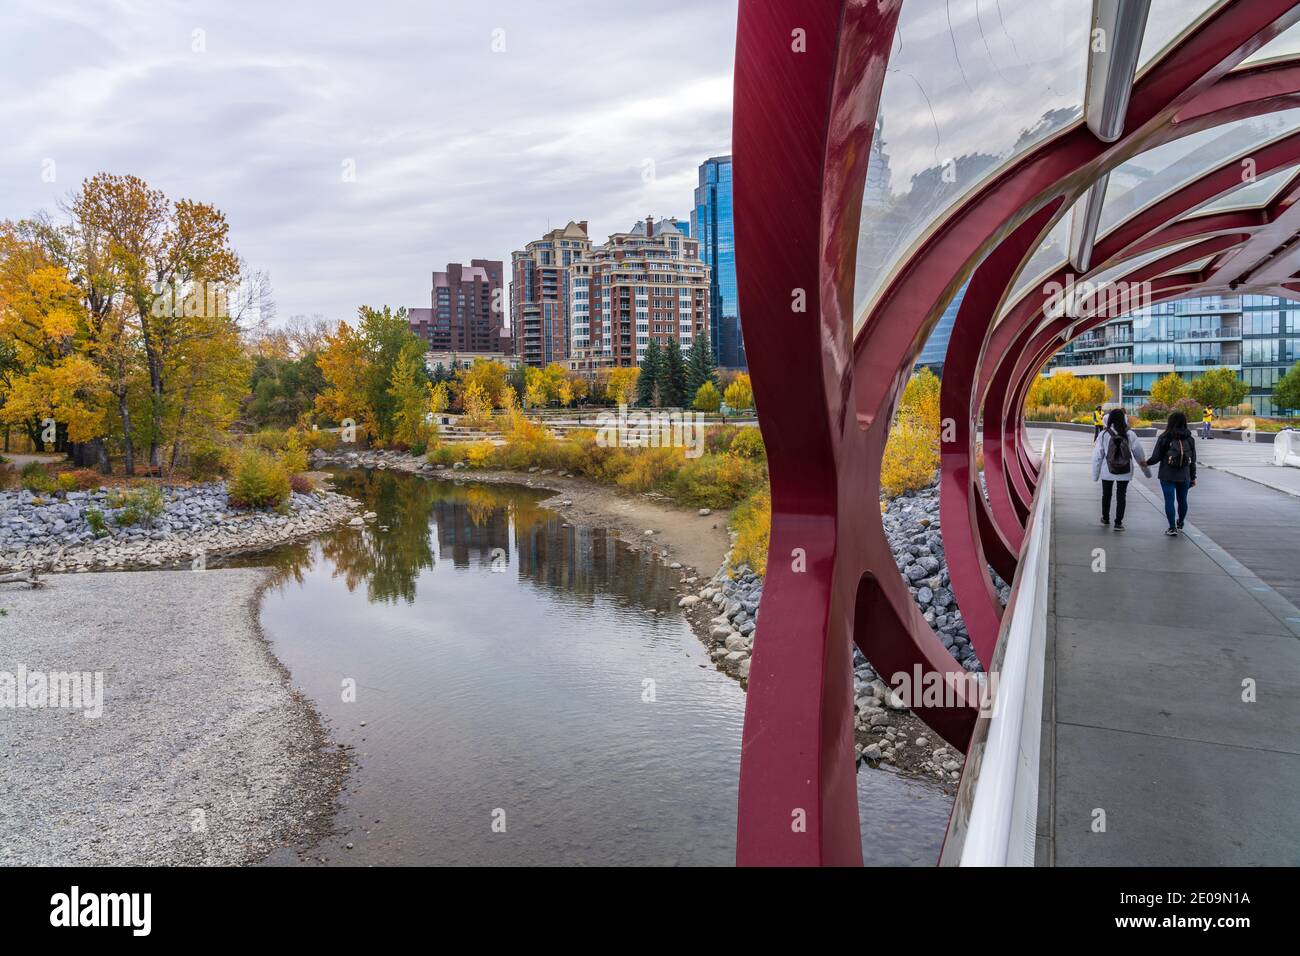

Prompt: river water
[{"left": 252, "top": 468, "right": 953, "bottom": 866}]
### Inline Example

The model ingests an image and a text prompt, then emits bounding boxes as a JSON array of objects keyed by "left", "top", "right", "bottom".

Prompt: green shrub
[
  {"left": 731, "top": 487, "right": 771, "bottom": 576},
  {"left": 250, "top": 428, "right": 290, "bottom": 452},
  {"left": 705, "top": 425, "right": 739, "bottom": 455},
  {"left": 668, "top": 453, "right": 764, "bottom": 508},
  {"left": 614, "top": 446, "right": 684, "bottom": 494},
  {"left": 19, "top": 463, "right": 57, "bottom": 494},
  {"left": 188, "top": 444, "right": 227, "bottom": 480},
  {"left": 109, "top": 486, "right": 165, "bottom": 528},
  {"left": 228, "top": 450, "right": 291, "bottom": 509},
  {"left": 427, "top": 443, "right": 467, "bottom": 467},
  {"left": 278, "top": 432, "right": 309, "bottom": 476},
  {"left": 56, "top": 472, "right": 79, "bottom": 494},
  {"left": 85, "top": 508, "right": 108, "bottom": 538},
  {"left": 305, "top": 428, "right": 340, "bottom": 451},
  {"left": 728, "top": 428, "right": 765, "bottom": 460}
]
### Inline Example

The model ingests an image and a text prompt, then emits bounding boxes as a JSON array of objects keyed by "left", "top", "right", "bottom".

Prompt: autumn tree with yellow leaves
[{"left": 1, "top": 173, "right": 254, "bottom": 474}]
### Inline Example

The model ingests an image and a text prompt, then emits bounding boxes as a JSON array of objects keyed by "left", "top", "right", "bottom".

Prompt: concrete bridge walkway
[{"left": 1036, "top": 429, "right": 1300, "bottom": 865}]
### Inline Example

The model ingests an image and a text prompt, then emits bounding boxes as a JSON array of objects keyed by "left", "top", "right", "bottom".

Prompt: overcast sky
[{"left": 0, "top": 0, "right": 737, "bottom": 323}]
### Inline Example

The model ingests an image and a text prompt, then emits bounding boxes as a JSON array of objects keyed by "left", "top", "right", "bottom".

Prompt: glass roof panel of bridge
[
  {"left": 1183, "top": 163, "right": 1298, "bottom": 216},
  {"left": 1137, "top": 0, "right": 1226, "bottom": 72},
  {"left": 853, "top": 0, "right": 1090, "bottom": 331},
  {"left": 1155, "top": 253, "right": 1217, "bottom": 277},
  {"left": 1031, "top": 236, "right": 1207, "bottom": 325},
  {"left": 1007, "top": 207, "right": 1075, "bottom": 308},
  {"left": 1096, "top": 108, "right": 1300, "bottom": 239},
  {"left": 1085, "top": 236, "right": 1207, "bottom": 288}
]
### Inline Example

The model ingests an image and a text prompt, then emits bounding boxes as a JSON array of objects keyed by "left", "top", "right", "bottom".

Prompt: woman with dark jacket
[{"left": 1146, "top": 411, "right": 1198, "bottom": 536}]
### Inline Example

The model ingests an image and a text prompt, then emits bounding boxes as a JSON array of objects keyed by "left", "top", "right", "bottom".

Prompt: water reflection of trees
[{"left": 260, "top": 470, "right": 679, "bottom": 611}]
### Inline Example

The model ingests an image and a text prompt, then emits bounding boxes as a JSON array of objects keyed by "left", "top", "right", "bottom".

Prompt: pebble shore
[{"left": 0, "top": 483, "right": 360, "bottom": 573}]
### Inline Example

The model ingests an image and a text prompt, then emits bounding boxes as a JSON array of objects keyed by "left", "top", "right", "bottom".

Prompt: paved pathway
[{"left": 1038, "top": 430, "right": 1300, "bottom": 866}]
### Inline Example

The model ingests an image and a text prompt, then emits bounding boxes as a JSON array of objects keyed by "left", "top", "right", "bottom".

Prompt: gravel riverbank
[
  {"left": 683, "top": 483, "right": 1009, "bottom": 788},
  {"left": 0, "top": 568, "right": 348, "bottom": 865},
  {"left": 0, "top": 483, "right": 360, "bottom": 574}
]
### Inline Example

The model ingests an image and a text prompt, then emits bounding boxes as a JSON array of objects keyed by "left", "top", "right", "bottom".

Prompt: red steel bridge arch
[{"left": 733, "top": 0, "right": 1300, "bottom": 865}]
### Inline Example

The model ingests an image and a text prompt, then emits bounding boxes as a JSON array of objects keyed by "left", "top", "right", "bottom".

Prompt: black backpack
[
  {"left": 1166, "top": 435, "right": 1191, "bottom": 469},
  {"left": 1105, "top": 427, "right": 1132, "bottom": 474}
]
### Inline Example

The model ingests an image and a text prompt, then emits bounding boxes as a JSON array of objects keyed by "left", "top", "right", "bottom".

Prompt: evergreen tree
[
  {"left": 685, "top": 336, "right": 718, "bottom": 397},
  {"left": 660, "top": 339, "right": 688, "bottom": 408},
  {"left": 636, "top": 339, "right": 662, "bottom": 406}
]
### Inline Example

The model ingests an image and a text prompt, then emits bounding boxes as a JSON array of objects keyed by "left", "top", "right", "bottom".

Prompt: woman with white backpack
[{"left": 1091, "top": 408, "right": 1152, "bottom": 531}]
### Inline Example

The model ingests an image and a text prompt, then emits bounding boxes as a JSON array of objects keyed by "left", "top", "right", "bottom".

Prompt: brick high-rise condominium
[
  {"left": 510, "top": 218, "right": 711, "bottom": 374},
  {"left": 409, "top": 259, "right": 510, "bottom": 355},
  {"left": 568, "top": 217, "right": 711, "bottom": 375},
  {"left": 510, "top": 222, "right": 592, "bottom": 367}
]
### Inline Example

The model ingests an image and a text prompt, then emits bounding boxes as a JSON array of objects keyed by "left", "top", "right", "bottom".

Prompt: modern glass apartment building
[
  {"left": 1044, "top": 294, "right": 1300, "bottom": 418},
  {"left": 692, "top": 155, "right": 744, "bottom": 368}
]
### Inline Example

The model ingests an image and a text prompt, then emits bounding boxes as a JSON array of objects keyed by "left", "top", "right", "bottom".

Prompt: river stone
[{"left": 724, "top": 632, "right": 749, "bottom": 652}]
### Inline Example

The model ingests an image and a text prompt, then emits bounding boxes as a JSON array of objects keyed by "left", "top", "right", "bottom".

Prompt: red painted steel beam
[
  {"left": 733, "top": 0, "right": 911, "bottom": 868},
  {"left": 939, "top": 205, "right": 1061, "bottom": 661}
]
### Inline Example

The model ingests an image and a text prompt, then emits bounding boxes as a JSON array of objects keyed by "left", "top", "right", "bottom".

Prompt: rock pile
[{"left": 0, "top": 484, "right": 359, "bottom": 573}]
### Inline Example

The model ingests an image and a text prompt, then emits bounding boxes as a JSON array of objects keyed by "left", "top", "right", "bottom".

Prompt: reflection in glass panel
[
  {"left": 1184, "top": 163, "right": 1297, "bottom": 216},
  {"left": 1239, "top": 19, "right": 1300, "bottom": 66},
  {"left": 1098, "top": 109, "right": 1300, "bottom": 238},
  {"left": 1137, "top": 0, "right": 1224, "bottom": 70},
  {"left": 1156, "top": 253, "right": 1216, "bottom": 277},
  {"left": 854, "top": 0, "right": 1090, "bottom": 328},
  {"left": 1008, "top": 201, "right": 1076, "bottom": 307}
]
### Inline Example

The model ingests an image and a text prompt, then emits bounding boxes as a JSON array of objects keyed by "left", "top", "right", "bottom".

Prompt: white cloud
[{"left": 0, "top": 0, "right": 736, "bottom": 321}]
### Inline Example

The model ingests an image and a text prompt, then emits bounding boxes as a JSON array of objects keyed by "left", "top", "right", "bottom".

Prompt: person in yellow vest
[
  {"left": 1202, "top": 406, "right": 1214, "bottom": 440},
  {"left": 1093, "top": 406, "right": 1104, "bottom": 440}
]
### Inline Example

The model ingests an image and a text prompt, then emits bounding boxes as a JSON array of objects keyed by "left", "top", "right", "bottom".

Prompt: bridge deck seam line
[
  {"left": 1125, "top": 476, "right": 1300, "bottom": 638},
  {"left": 1051, "top": 717, "right": 1300, "bottom": 757}
]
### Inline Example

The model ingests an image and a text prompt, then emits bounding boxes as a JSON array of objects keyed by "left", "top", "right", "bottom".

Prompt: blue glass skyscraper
[
  {"left": 692, "top": 155, "right": 744, "bottom": 368},
  {"left": 916, "top": 282, "right": 966, "bottom": 371}
]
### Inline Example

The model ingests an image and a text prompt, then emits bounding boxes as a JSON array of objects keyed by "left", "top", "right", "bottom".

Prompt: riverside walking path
[{"left": 1037, "top": 428, "right": 1300, "bottom": 866}]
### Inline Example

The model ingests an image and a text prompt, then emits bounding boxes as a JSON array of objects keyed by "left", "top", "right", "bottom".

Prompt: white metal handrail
[{"left": 939, "top": 430, "right": 1055, "bottom": 866}]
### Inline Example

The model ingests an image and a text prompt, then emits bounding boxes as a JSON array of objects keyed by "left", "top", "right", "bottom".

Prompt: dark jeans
[
  {"left": 1101, "top": 479, "right": 1128, "bottom": 522},
  {"left": 1160, "top": 479, "right": 1190, "bottom": 528}
]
